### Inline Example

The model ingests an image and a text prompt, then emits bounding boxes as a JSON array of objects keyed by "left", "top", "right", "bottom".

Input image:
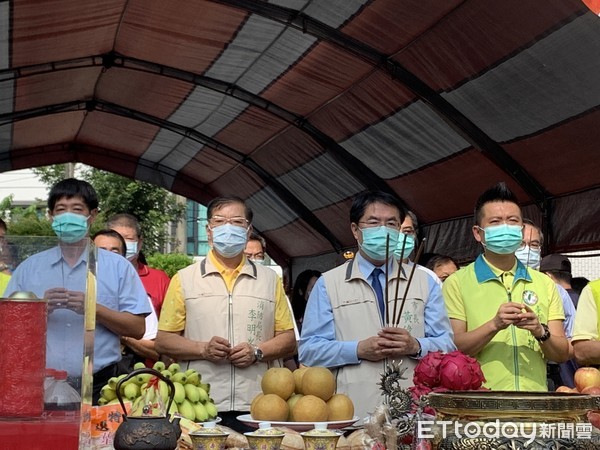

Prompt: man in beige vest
[
  {"left": 156, "top": 196, "right": 296, "bottom": 431},
  {"left": 298, "top": 191, "right": 455, "bottom": 420}
]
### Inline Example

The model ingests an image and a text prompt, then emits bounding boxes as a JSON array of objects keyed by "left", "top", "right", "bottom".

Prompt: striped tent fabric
[{"left": 0, "top": 0, "right": 599, "bottom": 273}]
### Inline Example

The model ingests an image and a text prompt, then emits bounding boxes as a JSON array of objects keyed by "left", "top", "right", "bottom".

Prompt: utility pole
[{"left": 64, "top": 163, "right": 75, "bottom": 179}]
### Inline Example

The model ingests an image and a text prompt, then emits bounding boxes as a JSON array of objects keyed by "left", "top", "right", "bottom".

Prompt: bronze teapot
[{"left": 113, "top": 368, "right": 182, "bottom": 450}]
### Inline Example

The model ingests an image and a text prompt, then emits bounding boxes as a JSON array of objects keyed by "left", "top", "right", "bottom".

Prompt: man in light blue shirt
[
  {"left": 298, "top": 191, "right": 454, "bottom": 419},
  {"left": 5, "top": 178, "right": 149, "bottom": 403}
]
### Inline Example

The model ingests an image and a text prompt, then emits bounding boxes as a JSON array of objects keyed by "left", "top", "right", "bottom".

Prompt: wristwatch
[
  {"left": 253, "top": 346, "right": 264, "bottom": 363},
  {"left": 535, "top": 323, "right": 551, "bottom": 342}
]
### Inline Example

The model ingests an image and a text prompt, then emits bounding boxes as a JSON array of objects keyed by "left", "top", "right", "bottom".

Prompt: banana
[
  {"left": 185, "top": 372, "right": 200, "bottom": 386},
  {"left": 153, "top": 361, "right": 166, "bottom": 372},
  {"left": 197, "top": 386, "right": 209, "bottom": 403},
  {"left": 199, "top": 382, "right": 210, "bottom": 394},
  {"left": 107, "top": 376, "right": 119, "bottom": 390},
  {"left": 178, "top": 399, "right": 195, "bottom": 421},
  {"left": 172, "top": 372, "right": 187, "bottom": 384},
  {"left": 97, "top": 397, "right": 108, "bottom": 406},
  {"left": 161, "top": 370, "right": 173, "bottom": 380},
  {"left": 168, "top": 400, "right": 179, "bottom": 416},
  {"left": 158, "top": 380, "right": 170, "bottom": 404},
  {"left": 184, "top": 384, "right": 200, "bottom": 403},
  {"left": 193, "top": 402, "right": 209, "bottom": 422},
  {"left": 100, "top": 385, "right": 117, "bottom": 401},
  {"left": 133, "top": 361, "right": 146, "bottom": 370},
  {"left": 137, "top": 373, "right": 152, "bottom": 385},
  {"left": 108, "top": 398, "right": 121, "bottom": 405},
  {"left": 184, "top": 368, "right": 196, "bottom": 376},
  {"left": 168, "top": 363, "right": 181, "bottom": 374},
  {"left": 124, "top": 383, "right": 140, "bottom": 401},
  {"left": 130, "top": 396, "right": 145, "bottom": 416},
  {"left": 205, "top": 401, "right": 218, "bottom": 419},
  {"left": 143, "top": 383, "right": 157, "bottom": 405},
  {"left": 173, "top": 382, "right": 186, "bottom": 404}
]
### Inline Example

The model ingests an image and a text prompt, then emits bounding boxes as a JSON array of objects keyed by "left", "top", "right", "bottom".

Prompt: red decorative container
[{"left": 0, "top": 293, "right": 48, "bottom": 417}]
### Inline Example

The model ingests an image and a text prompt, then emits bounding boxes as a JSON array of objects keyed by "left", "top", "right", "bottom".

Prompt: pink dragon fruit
[
  {"left": 413, "top": 350, "right": 444, "bottom": 387},
  {"left": 438, "top": 350, "right": 486, "bottom": 390}
]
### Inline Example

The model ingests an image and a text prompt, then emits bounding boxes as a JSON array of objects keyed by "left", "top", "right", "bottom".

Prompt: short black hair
[
  {"left": 425, "top": 254, "right": 459, "bottom": 272},
  {"left": 92, "top": 229, "right": 127, "bottom": 257},
  {"left": 350, "top": 191, "right": 406, "bottom": 225},
  {"left": 291, "top": 269, "right": 322, "bottom": 321},
  {"left": 206, "top": 196, "right": 253, "bottom": 223},
  {"left": 48, "top": 178, "right": 99, "bottom": 212},
  {"left": 248, "top": 231, "right": 266, "bottom": 251},
  {"left": 474, "top": 182, "right": 519, "bottom": 226}
]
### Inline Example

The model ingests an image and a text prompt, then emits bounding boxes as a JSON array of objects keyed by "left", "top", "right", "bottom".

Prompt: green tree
[
  {"left": 0, "top": 195, "right": 53, "bottom": 236},
  {"left": 32, "top": 164, "right": 186, "bottom": 253},
  {"left": 146, "top": 253, "right": 194, "bottom": 277}
]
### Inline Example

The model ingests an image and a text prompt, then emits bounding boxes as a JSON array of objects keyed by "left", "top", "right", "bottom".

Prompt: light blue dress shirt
[
  {"left": 5, "top": 246, "right": 150, "bottom": 375},
  {"left": 298, "top": 253, "right": 455, "bottom": 367}
]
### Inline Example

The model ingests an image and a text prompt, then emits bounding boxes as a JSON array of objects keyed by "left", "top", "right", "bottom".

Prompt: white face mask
[
  {"left": 515, "top": 245, "right": 541, "bottom": 269},
  {"left": 125, "top": 241, "right": 138, "bottom": 260}
]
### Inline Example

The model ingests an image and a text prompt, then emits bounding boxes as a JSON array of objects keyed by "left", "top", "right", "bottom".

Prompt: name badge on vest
[{"left": 522, "top": 290, "right": 538, "bottom": 306}]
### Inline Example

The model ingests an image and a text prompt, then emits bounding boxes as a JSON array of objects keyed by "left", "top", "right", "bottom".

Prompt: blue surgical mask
[
  {"left": 51, "top": 212, "right": 90, "bottom": 244},
  {"left": 359, "top": 226, "right": 399, "bottom": 261},
  {"left": 251, "top": 259, "right": 265, "bottom": 265},
  {"left": 125, "top": 241, "right": 138, "bottom": 260},
  {"left": 211, "top": 224, "right": 248, "bottom": 258},
  {"left": 515, "top": 245, "right": 541, "bottom": 269},
  {"left": 479, "top": 224, "right": 523, "bottom": 255},
  {"left": 394, "top": 233, "right": 415, "bottom": 260}
]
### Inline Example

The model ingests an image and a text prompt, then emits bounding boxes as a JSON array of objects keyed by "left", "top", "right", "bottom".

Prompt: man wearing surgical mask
[
  {"left": 443, "top": 182, "right": 569, "bottom": 391},
  {"left": 5, "top": 178, "right": 150, "bottom": 403},
  {"left": 155, "top": 196, "right": 296, "bottom": 432},
  {"left": 107, "top": 213, "right": 170, "bottom": 318},
  {"left": 299, "top": 191, "right": 454, "bottom": 420},
  {"left": 394, "top": 210, "right": 443, "bottom": 286},
  {"left": 517, "top": 220, "right": 577, "bottom": 389}
]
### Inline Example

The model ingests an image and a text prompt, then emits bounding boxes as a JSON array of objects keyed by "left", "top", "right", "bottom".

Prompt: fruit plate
[
  {"left": 236, "top": 414, "right": 361, "bottom": 431},
  {"left": 196, "top": 416, "right": 222, "bottom": 425}
]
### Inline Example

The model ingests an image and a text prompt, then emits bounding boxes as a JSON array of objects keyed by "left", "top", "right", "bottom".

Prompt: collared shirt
[
  {"left": 158, "top": 250, "right": 293, "bottom": 332},
  {"left": 6, "top": 246, "right": 150, "bottom": 375},
  {"left": 298, "top": 252, "right": 455, "bottom": 367},
  {"left": 443, "top": 254, "right": 565, "bottom": 391},
  {"left": 572, "top": 281, "right": 600, "bottom": 342}
]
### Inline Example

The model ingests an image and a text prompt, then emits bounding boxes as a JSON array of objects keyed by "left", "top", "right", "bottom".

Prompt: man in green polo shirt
[
  {"left": 442, "top": 182, "right": 568, "bottom": 391},
  {"left": 572, "top": 280, "right": 600, "bottom": 366}
]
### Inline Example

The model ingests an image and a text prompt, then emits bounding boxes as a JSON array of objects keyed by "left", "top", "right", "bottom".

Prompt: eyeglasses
[
  {"left": 401, "top": 227, "right": 415, "bottom": 236},
  {"left": 358, "top": 220, "right": 401, "bottom": 230},
  {"left": 519, "top": 241, "right": 541, "bottom": 250},
  {"left": 209, "top": 215, "right": 250, "bottom": 228}
]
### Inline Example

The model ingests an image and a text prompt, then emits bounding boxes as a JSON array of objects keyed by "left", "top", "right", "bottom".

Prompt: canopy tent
[{"left": 1, "top": 0, "right": 599, "bottom": 274}]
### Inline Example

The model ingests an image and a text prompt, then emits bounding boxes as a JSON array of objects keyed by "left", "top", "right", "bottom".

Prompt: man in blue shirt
[
  {"left": 5, "top": 178, "right": 150, "bottom": 403},
  {"left": 298, "top": 191, "right": 454, "bottom": 420}
]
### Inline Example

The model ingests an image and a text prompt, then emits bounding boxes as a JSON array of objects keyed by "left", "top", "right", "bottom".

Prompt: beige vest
[
  {"left": 323, "top": 258, "right": 427, "bottom": 419},
  {"left": 178, "top": 258, "right": 283, "bottom": 411}
]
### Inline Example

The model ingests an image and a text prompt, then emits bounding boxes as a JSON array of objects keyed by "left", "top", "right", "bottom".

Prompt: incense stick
[
  {"left": 384, "top": 234, "right": 390, "bottom": 325},
  {"left": 391, "top": 233, "right": 407, "bottom": 327},
  {"left": 394, "top": 238, "right": 426, "bottom": 327}
]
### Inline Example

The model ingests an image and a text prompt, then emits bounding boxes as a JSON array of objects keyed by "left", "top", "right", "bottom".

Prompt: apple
[
  {"left": 556, "top": 385, "right": 575, "bottom": 393},
  {"left": 582, "top": 386, "right": 600, "bottom": 395},
  {"left": 588, "top": 410, "right": 600, "bottom": 430},
  {"left": 574, "top": 367, "right": 600, "bottom": 392}
]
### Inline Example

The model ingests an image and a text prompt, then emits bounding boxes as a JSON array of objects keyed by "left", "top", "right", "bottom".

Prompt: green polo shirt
[{"left": 443, "top": 255, "right": 564, "bottom": 391}]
